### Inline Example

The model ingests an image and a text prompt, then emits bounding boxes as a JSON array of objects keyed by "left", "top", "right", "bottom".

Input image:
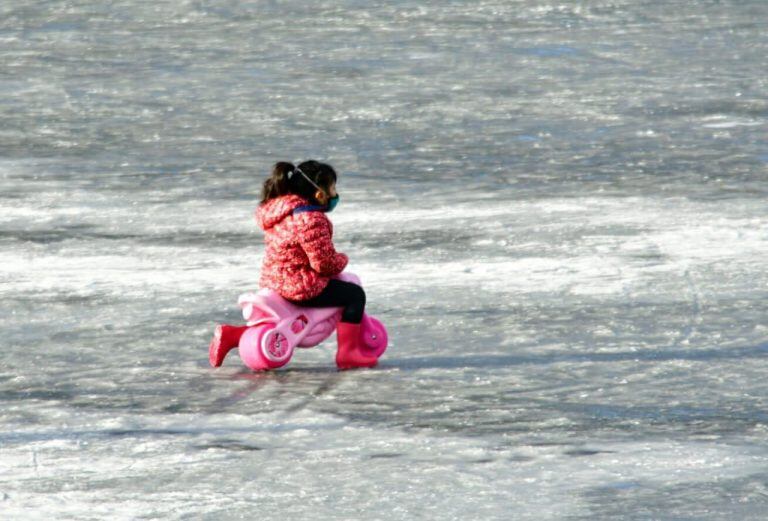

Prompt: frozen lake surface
[{"left": 2, "top": 1, "right": 768, "bottom": 519}]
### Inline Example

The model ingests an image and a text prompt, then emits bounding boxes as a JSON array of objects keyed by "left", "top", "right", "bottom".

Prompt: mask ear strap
[{"left": 295, "top": 167, "right": 327, "bottom": 195}]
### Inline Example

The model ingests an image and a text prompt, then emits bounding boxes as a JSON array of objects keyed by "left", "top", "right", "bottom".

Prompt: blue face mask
[{"left": 326, "top": 194, "right": 340, "bottom": 213}]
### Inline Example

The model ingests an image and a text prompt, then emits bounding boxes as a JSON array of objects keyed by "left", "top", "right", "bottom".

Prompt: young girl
[{"left": 209, "top": 160, "right": 377, "bottom": 369}]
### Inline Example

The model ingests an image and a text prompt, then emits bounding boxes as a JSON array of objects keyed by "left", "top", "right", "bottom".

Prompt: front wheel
[
  {"left": 360, "top": 315, "right": 388, "bottom": 359},
  {"left": 238, "top": 324, "right": 294, "bottom": 371}
]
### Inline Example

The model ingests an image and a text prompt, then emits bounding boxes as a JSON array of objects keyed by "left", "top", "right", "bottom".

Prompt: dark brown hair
[{"left": 260, "top": 160, "right": 337, "bottom": 204}]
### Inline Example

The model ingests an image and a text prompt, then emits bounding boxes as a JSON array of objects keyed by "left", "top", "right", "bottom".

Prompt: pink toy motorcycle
[{"left": 209, "top": 272, "right": 388, "bottom": 371}]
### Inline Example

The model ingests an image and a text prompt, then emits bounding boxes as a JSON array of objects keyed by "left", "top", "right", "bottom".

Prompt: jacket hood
[{"left": 255, "top": 194, "right": 312, "bottom": 230}]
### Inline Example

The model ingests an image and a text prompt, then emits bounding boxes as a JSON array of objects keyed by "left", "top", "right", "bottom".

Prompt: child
[{"left": 209, "top": 160, "right": 376, "bottom": 369}]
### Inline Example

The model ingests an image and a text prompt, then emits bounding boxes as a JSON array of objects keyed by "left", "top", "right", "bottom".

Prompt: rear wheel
[
  {"left": 262, "top": 328, "right": 292, "bottom": 362},
  {"left": 238, "top": 324, "right": 294, "bottom": 371}
]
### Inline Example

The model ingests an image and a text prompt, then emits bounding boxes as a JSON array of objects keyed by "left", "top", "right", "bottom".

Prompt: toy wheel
[
  {"left": 261, "top": 328, "right": 293, "bottom": 363},
  {"left": 239, "top": 324, "right": 294, "bottom": 371},
  {"left": 361, "top": 316, "right": 388, "bottom": 358}
]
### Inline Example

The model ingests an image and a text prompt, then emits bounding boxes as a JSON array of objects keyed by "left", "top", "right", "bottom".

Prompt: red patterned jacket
[{"left": 255, "top": 194, "right": 348, "bottom": 301}]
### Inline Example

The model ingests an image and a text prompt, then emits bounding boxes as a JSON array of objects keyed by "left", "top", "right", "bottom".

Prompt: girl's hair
[{"left": 260, "top": 160, "right": 337, "bottom": 204}]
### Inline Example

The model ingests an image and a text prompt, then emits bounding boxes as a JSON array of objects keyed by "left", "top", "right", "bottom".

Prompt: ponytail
[{"left": 261, "top": 161, "right": 294, "bottom": 204}]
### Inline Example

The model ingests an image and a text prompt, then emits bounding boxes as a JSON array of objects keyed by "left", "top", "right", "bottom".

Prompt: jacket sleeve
[{"left": 296, "top": 213, "right": 349, "bottom": 276}]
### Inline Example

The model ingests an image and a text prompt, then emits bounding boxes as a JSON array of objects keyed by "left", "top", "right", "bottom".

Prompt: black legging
[{"left": 287, "top": 279, "right": 366, "bottom": 324}]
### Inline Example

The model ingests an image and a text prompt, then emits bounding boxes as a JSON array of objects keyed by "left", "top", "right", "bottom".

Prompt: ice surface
[{"left": 1, "top": 1, "right": 768, "bottom": 519}]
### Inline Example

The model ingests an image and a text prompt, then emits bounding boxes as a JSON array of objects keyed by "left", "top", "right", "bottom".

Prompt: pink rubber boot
[
  {"left": 335, "top": 322, "right": 379, "bottom": 370},
  {"left": 209, "top": 324, "right": 249, "bottom": 367}
]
